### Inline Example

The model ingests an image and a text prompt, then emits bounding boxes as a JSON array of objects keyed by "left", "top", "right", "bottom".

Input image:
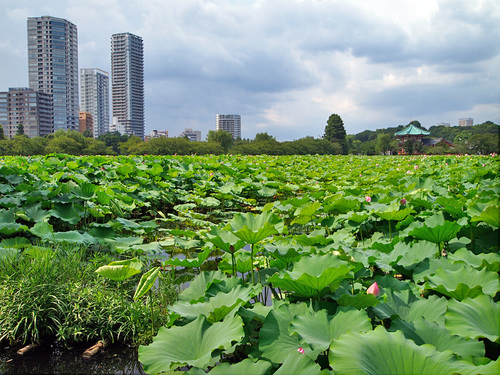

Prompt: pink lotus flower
[
  {"left": 400, "top": 198, "right": 406, "bottom": 205},
  {"left": 297, "top": 347, "right": 305, "bottom": 354},
  {"left": 367, "top": 282, "right": 380, "bottom": 296},
  {"left": 365, "top": 196, "right": 371, "bottom": 203}
]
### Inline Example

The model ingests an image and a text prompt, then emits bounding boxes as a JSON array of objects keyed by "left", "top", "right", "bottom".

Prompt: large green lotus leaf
[
  {"left": 436, "top": 196, "right": 466, "bottom": 218},
  {"left": 51, "top": 230, "right": 97, "bottom": 245},
  {"left": 95, "top": 258, "right": 143, "bottom": 281},
  {"left": 274, "top": 350, "right": 324, "bottom": 375},
  {"left": 412, "top": 257, "right": 463, "bottom": 284},
  {"left": 335, "top": 293, "right": 380, "bottom": 310},
  {"left": 0, "top": 209, "right": 28, "bottom": 235},
  {"left": 263, "top": 243, "right": 303, "bottom": 264},
  {"left": 291, "top": 201, "right": 322, "bottom": 225},
  {"left": 455, "top": 358, "right": 500, "bottom": 375},
  {"left": 329, "top": 326, "right": 463, "bottom": 375},
  {"left": 217, "top": 252, "right": 254, "bottom": 274},
  {"left": 390, "top": 317, "right": 484, "bottom": 358},
  {"left": 397, "top": 241, "right": 439, "bottom": 270},
  {"left": 407, "top": 295, "right": 448, "bottom": 326},
  {"left": 29, "top": 221, "right": 54, "bottom": 239},
  {"left": 170, "top": 284, "right": 262, "bottom": 323},
  {"left": 228, "top": 211, "right": 283, "bottom": 244},
  {"left": 409, "top": 213, "right": 462, "bottom": 243},
  {"left": 138, "top": 314, "right": 244, "bottom": 373},
  {"left": 49, "top": 203, "right": 83, "bottom": 225},
  {"left": 0, "top": 236, "right": 31, "bottom": 249},
  {"left": 346, "top": 211, "right": 370, "bottom": 224},
  {"left": 72, "top": 182, "right": 97, "bottom": 199},
  {"left": 268, "top": 254, "right": 353, "bottom": 298},
  {"left": 206, "top": 227, "right": 246, "bottom": 253},
  {"left": 25, "top": 203, "right": 50, "bottom": 222},
  {"left": 133, "top": 267, "right": 160, "bottom": 301},
  {"left": 471, "top": 204, "right": 500, "bottom": 228},
  {"left": 178, "top": 271, "right": 230, "bottom": 303},
  {"left": 375, "top": 206, "right": 415, "bottom": 222},
  {"left": 449, "top": 248, "right": 500, "bottom": 273},
  {"left": 290, "top": 307, "right": 371, "bottom": 356},
  {"left": 166, "top": 247, "right": 211, "bottom": 268},
  {"left": 425, "top": 265, "right": 500, "bottom": 300},
  {"left": 446, "top": 295, "right": 500, "bottom": 342},
  {"left": 323, "top": 196, "right": 360, "bottom": 214},
  {"left": 259, "top": 302, "right": 308, "bottom": 364},
  {"left": 202, "top": 359, "right": 272, "bottom": 375}
]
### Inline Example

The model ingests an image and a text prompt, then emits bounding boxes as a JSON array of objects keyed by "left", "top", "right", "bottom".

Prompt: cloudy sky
[{"left": 1, "top": 0, "right": 499, "bottom": 140}]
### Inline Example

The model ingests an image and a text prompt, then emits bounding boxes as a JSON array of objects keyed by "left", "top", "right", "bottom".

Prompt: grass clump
[{"left": 0, "top": 245, "right": 177, "bottom": 347}]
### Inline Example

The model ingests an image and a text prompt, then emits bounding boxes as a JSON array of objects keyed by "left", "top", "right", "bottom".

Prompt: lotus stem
[{"left": 251, "top": 244, "right": 255, "bottom": 285}]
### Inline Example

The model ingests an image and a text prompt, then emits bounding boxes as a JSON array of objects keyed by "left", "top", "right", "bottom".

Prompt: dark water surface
[{"left": 0, "top": 341, "right": 144, "bottom": 375}]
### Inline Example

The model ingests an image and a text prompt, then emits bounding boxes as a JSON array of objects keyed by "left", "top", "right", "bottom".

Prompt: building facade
[
  {"left": 216, "top": 114, "right": 241, "bottom": 140},
  {"left": 80, "top": 68, "right": 109, "bottom": 138},
  {"left": 111, "top": 33, "right": 144, "bottom": 139},
  {"left": 458, "top": 118, "right": 473, "bottom": 127},
  {"left": 180, "top": 128, "right": 201, "bottom": 142},
  {"left": 0, "top": 87, "right": 53, "bottom": 138},
  {"left": 27, "top": 16, "right": 79, "bottom": 132},
  {"left": 79, "top": 111, "right": 93, "bottom": 135}
]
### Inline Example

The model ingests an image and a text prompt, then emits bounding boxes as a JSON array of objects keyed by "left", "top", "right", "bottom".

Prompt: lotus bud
[
  {"left": 367, "top": 282, "right": 380, "bottom": 296},
  {"left": 365, "top": 196, "right": 371, "bottom": 203},
  {"left": 297, "top": 347, "right": 304, "bottom": 354},
  {"left": 400, "top": 198, "right": 406, "bottom": 205}
]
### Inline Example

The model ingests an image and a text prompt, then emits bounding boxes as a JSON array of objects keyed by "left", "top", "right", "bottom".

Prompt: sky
[{"left": 1, "top": 0, "right": 499, "bottom": 141}]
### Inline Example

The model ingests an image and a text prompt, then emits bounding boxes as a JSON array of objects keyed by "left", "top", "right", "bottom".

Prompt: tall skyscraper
[
  {"left": 80, "top": 68, "right": 109, "bottom": 138},
  {"left": 111, "top": 33, "right": 144, "bottom": 139},
  {"left": 27, "top": 16, "right": 79, "bottom": 132},
  {"left": 216, "top": 114, "right": 241, "bottom": 140}
]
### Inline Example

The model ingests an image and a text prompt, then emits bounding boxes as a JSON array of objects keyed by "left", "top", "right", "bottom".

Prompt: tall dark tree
[
  {"left": 16, "top": 123, "right": 25, "bottom": 136},
  {"left": 323, "top": 114, "right": 348, "bottom": 154},
  {"left": 0, "top": 125, "right": 4, "bottom": 140}
]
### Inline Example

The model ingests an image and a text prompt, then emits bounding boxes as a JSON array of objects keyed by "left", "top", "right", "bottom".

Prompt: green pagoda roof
[{"left": 395, "top": 124, "right": 430, "bottom": 136}]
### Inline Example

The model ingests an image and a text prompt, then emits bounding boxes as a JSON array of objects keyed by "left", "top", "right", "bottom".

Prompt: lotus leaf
[
  {"left": 329, "top": 326, "right": 465, "bottom": 375},
  {"left": 170, "top": 283, "right": 262, "bottom": 322},
  {"left": 95, "top": 258, "right": 143, "bottom": 281},
  {"left": 138, "top": 315, "right": 245, "bottom": 373},
  {"left": 134, "top": 267, "right": 161, "bottom": 300},
  {"left": 268, "top": 254, "right": 353, "bottom": 298},
  {"left": 290, "top": 307, "right": 371, "bottom": 356},
  {"left": 471, "top": 204, "right": 500, "bottom": 228},
  {"left": 274, "top": 350, "right": 324, "bottom": 375},
  {"left": 425, "top": 265, "right": 500, "bottom": 300},
  {"left": 390, "top": 317, "right": 484, "bottom": 358},
  {"left": 446, "top": 295, "right": 500, "bottom": 342},
  {"left": 203, "top": 359, "right": 272, "bottom": 375},
  {"left": 409, "top": 213, "right": 463, "bottom": 243}
]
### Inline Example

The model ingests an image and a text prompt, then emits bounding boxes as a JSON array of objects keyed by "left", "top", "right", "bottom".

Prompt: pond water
[{"left": 0, "top": 341, "right": 143, "bottom": 375}]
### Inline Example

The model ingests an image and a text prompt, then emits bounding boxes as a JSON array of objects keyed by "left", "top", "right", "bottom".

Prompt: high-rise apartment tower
[
  {"left": 216, "top": 114, "right": 241, "bottom": 140},
  {"left": 111, "top": 33, "right": 144, "bottom": 139},
  {"left": 27, "top": 16, "right": 79, "bottom": 132},
  {"left": 80, "top": 68, "right": 109, "bottom": 138}
]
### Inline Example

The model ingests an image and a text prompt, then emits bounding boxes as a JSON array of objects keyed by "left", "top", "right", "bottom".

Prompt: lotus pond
[{"left": 0, "top": 154, "right": 499, "bottom": 374}]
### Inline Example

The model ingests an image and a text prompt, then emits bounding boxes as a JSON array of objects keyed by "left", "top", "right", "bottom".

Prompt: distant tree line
[{"left": 0, "top": 118, "right": 497, "bottom": 156}]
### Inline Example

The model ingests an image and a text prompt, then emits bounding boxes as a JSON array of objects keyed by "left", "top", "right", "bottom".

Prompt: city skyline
[{"left": 0, "top": 1, "right": 498, "bottom": 141}]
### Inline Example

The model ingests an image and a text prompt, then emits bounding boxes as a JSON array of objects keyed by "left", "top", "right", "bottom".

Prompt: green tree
[
  {"left": 323, "top": 114, "right": 348, "bottom": 154},
  {"left": 16, "top": 123, "right": 25, "bottom": 136},
  {"left": 207, "top": 130, "right": 234, "bottom": 153},
  {"left": 0, "top": 125, "right": 4, "bottom": 140},
  {"left": 375, "top": 133, "right": 393, "bottom": 155},
  {"left": 98, "top": 132, "right": 130, "bottom": 154},
  {"left": 254, "top": 132, "right": 276, "bottom": 142}
]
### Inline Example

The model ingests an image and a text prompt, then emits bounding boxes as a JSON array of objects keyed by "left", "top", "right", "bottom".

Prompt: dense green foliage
[
  {"left": 0, "top": 153, "right": 498, "bottom": 374},
  {"left": 0, "top": 121, "right": 497, "bottom": 156}
]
